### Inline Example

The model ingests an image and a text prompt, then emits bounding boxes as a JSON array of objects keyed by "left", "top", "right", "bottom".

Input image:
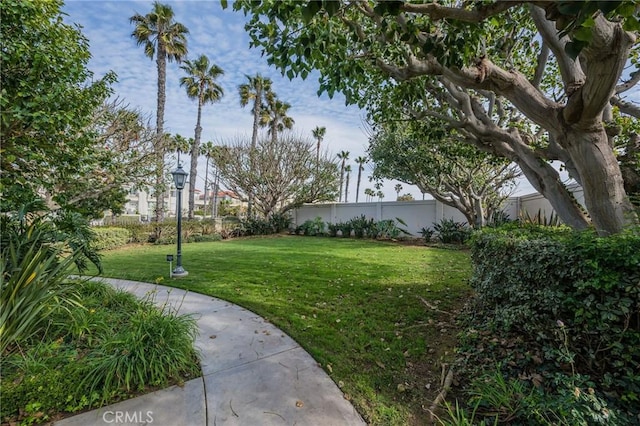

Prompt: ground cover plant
[
  {"left": 1, "top": 279, "right": 200, "bottom": 425},
  {"left": 92, "top": 235, "right": 472, "bottom": 425},
  {"left": 451, "top": 225, "right": 640, "bottom": 425}
]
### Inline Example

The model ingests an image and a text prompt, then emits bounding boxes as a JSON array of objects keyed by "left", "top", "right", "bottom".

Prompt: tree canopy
[
  {"left": 233, "top": 0, "right": 640, "bottom": 235},
  {"left": 368, "top": 120, "right": 520, "bottom": 227},
  {"left": 211, "top": 133, "right": 340, "bottom": 217},
  {"left": 0, "top": 0, "right": 115, "bottom": 214}
]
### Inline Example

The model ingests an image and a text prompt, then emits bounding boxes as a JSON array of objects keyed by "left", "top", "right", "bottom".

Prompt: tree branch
[
  {"left": 399, "top": 1, "right": 523, "bottom": 22},
  {"left": 611, "top": 96, "right": 640, "bottom": 119}
]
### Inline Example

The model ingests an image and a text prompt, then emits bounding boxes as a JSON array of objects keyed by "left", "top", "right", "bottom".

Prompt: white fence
[{"left": 292, "top": 185, "right": 585, "bottom": 236}]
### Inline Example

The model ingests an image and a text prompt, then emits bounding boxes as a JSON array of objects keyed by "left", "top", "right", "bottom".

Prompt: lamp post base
[{"left": 172, "top": 266, "right": 189, "bottom": 278}]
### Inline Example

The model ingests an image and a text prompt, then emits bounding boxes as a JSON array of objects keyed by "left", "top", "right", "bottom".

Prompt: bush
[
  {"left": 456, "top": 225, "right": 640, "bottom": 421},
  {"left": 92, "top": 227, "right": 130, "bottom": 250},
  {"left": 349, "top": 215, "right": 375, "bottom": 238},
  {"left": 1, "top": 280, "right": 200, "bottom": 423},
  {"left": 433, "top": 218, "right": 472, "bottom": 244},
  {"left": 295, "top": 217, "right": 326, "bottom": 236},
  {"left": 117, "top": 222, "right": 153, "bottom": 243},
  {"left": 371, "top": 218, "right": 410, "bottom": 239},
  {"left": 419, "top": 226, "right": 435, "bottom": 242}
]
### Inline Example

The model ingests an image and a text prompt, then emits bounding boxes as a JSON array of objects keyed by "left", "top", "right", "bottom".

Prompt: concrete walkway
[{"left": 55, "top": 278, "right": 365, "bottom": 426}]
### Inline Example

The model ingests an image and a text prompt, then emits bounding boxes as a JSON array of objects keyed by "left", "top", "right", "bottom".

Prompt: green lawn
[{"left": 95, "top": 235, "right": 472, "bottom": 425}]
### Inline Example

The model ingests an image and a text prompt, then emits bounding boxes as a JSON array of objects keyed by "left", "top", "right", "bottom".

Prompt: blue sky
[{"left": 62, "top": 0, "right": 419, "bottom": 200}]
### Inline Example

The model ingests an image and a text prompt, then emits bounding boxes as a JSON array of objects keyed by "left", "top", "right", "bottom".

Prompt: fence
[{"left": 292, "top": 185, "right": 585, "bottom": 236}]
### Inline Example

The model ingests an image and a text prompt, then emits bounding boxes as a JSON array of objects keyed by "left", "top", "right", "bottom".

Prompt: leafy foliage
[
  {"left": 456, "top": 226, "right": 640, "bottom": 422},
  {"left": 368, "top": 120, "right": 520, "bottom": 228},
  {"left": 232, "top": 0, "right": 639, "bottom": 235},
  {"left": 432, "top": 218, "right": 473, "bottom": 244},
  {"left": 211, "top": 133, "right": 340, "bottom": 217},
  {"left": 91, "top": 227, "right": 132, "bottom": 251},
  {"left": 1, "top": 280, "right": 199, "bottom": 423},
  {"left": 0, "top": 0, "right": 115, "bottom": 213}
]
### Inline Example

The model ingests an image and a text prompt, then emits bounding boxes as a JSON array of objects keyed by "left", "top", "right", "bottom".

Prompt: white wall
[{"left": 293, "top": 185, "right": 583, "bottom": 236}]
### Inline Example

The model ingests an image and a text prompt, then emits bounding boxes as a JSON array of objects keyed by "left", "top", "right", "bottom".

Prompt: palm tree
[
  {"left": 180, "top": 54, "right": 224, "bottom": 219},
  {"left": 355, "top": 156, "right": 367, "bottom": 202},
  {"left": 376, "top": 190, "right": 384, "bottom": 201},
  {"left": 200, "top": 141, "right": 215, "bottom": 217},
  {"left": 130, "top": 2, "right": 188, "bottom": 225},
  {"left": 344, "top": 165, "right": 352, "bottom": 202},
  {"left": 364, "top": 188, "right": 374, "bottom": 202},
  {"left": 167, "top": 134, "right": 190, "bottom": 164},
  {"left": 394, "top": 183, "right": 403, "bottom": 200},
  {"left": 239, "top": 74, "right": 273, "bottom": 217},
  {"left": 312, "top": 126, "right": 326, "bottom": 164},
  {"left": 261, "top": 92, "right": 294, "bottom": 143},
  {"left": 337, "top": 151, "right": 350, "bottom": 202}
]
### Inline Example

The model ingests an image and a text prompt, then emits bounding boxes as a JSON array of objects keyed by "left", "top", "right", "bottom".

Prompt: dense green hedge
[
  {"left": 91, "top": 227, "right": 131, "bottom": 251},
  {"left": 460, "top": 225, "right": 640, "bottom": 420}
]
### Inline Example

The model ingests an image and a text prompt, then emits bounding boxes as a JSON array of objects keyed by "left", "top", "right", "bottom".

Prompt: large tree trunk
[
  {"left": 563, "top": 127, "right": 635, "bottom": 235},
  {"left": 188, "top": 96, "right": 203, "bottom": 219}
]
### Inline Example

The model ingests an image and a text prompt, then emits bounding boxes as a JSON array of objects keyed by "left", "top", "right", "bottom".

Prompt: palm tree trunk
[
  {"left": 203, "top": 155, "right": 209, "bottom": 218},
  {"left": 345, "top": 172, "right": 350, "bottom": 202},
  {"left": 356, "top": 167, "right": 362, "bottom": 203},
  {"left": 248, "top": 88, "right": 262, "bottom": 218},
  {"left": 188, "top": 96, "right": 203, "bottom": 219},
  {"left": 154, "top": 46, "right": 167, "bottom": 239}
]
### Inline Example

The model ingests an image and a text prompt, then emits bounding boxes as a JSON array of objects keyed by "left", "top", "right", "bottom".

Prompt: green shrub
[
  {"left": 419, "top": 226, "right": 435, "bottom": 242},
  {"left": 0, "top": 231, "right": 82, "bottom": 353},
  {"left": 268, "top": 213, "right": 293, "bottom": 233},
  {"left": 191, "top": 233, "right": 222, "bottom": 243},
  {"left": 338, "top": 221, "right": 353, "bottom": 237},
  {"left": 371, "top": 218, "right": 410, "bottom": 239},
  {"left": 433, "top": 218, "right": 472, "bottom": 244},
  {"left": 296, "top": 217, "right": 326, "bottom": 236},
  {"left": 92, "top": 227, "right": 130, "bottom": 250},
  {"left": 349, "top": 214, "right": 375, "bottom": 238},
  {"left": 1, "top": 280, "right": 200, "bottom": 423},
  {"left": 117, "top": 222, "right": 153, "bottom": 243},
  {"left": 457, "top": 225, "right": 640, "bottom": 420},
  {"left": 84, "top": 302, "right": 199, "bottom": 400}
]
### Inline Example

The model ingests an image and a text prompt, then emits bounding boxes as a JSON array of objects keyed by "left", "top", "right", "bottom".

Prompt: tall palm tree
[
  {"left": 364, "top": 188, "right": 374, "bottom": 202},
  {"left": 200, "top": 141, "right": 215, "bottom": 217},
  {"left": 167, "top": 133, "right": 190, "bottom": 166},
  {"left": 130, "top": 2, "right": 188, "bottom": 226},
  {"left": 394, "top": 183, "right": 403, "bottom": 200},
  {"left": 239, "top": 74, "right": 272, "bottom": 217},
  {"left": 337, "top": 151, "right": 350, "bottom": 202},
  {"left": 180, "top": 54, "right": 224, "bottom": 219},
  {"left": 261, "top": 93, "right": 294, "bottom": 143},
  {"left": 355, "top": 156, "right": 367, "bottom": 203},
  {"left": 344, "top": 165, "right": 352, "bottom": 202},
  {"left": 312, "top": 126, "right": 326, "bottom": 164}
]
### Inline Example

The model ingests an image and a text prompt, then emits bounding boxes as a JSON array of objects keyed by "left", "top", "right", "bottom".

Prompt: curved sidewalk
[{"left": 55, "top": 278, "right": 365, "bottom": 426}]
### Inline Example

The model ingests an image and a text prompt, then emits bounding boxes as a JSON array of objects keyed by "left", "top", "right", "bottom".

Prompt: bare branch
[
  {"left": 611, "top": 96, "right": 640, "bottom": 119},
  {"left": 532, "top": 42, "right": 549, "bottom": 89}
]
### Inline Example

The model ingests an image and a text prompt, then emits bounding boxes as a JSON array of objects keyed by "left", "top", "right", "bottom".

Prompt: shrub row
[
  {"left": 91, "top": 227, "right": 131, "bottom": 251},
  {"left": 457, "top": 225, "right": 640, "bottom": 422},
  {"left": 294, "top": 215, "right": 409, "bottom": 239}
]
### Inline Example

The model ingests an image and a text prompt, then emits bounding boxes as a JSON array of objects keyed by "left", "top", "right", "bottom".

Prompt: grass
[{"left": 94, "top": 235, "right": 472, "bottom": 425}]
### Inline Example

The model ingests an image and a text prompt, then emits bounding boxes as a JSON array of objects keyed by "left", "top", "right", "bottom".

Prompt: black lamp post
[{"left": 171, "top": 163, "right": 189, "bottom": 277}]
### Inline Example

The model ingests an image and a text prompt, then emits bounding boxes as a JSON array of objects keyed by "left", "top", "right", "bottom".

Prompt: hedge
[
  {"left": 461, "top": 225, "right": 640, "bottom": 418},
  {"left": 91, "top": 227, "right": 131, "bottom": 251}
]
